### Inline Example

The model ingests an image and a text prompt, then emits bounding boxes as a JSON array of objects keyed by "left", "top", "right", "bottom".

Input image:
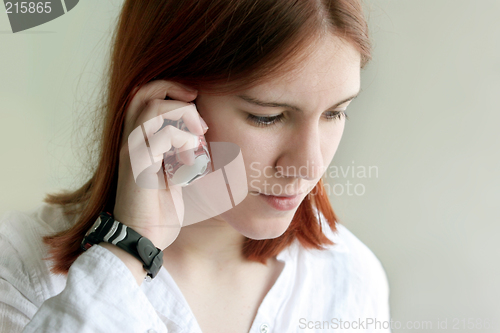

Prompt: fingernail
[{"left": 199, "top": 117, "right": 209, "bottom": 130}]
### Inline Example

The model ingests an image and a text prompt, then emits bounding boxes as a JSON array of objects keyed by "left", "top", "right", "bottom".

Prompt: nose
[{"left": 275, "top": 122, "right": 325, "bottom": 181}]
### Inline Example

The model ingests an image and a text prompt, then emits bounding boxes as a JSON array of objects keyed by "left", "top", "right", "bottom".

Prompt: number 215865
[{"left": 5, "top": 2, "right": 52, "bottom": 14}]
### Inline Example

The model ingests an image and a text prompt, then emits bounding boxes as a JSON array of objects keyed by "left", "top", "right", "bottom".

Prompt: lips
[
  {"left": 259, "top": 193, "right": 303, "bottom": 198},
  {"left": 253, "top": 191, "right": 305, "bottom": 198},
  {"left": 258, "top": 192, "right": 304, "bottom": 211}
]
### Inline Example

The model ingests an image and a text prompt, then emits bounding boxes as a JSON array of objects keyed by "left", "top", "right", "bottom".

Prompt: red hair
[{"left": 43, "top": 0, "right": 372, "bottom": 274}]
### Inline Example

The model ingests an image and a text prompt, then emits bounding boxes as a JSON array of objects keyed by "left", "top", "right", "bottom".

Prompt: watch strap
[{"left": 81, "top": 212, "right": 163, "bottom": 280}]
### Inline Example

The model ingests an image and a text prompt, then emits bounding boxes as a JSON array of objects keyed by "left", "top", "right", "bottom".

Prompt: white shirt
[{"left": 0, "top": 203, "right": 391, "bottom": 333}]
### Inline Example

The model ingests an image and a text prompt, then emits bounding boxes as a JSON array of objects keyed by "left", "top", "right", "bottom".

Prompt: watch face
[{"left": 85, "top": 216, "right": 102, "bottom": 237}]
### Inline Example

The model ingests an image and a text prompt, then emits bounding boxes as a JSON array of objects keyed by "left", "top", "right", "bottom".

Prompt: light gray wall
[
  {"left": 1, "top": 1, "right": 498, "bottom": 331},
  {"left": 0, "top": 0, "right": 121, "bottom": 212},
  {"left": 330, "top": 0, "right": 500, "bottom": 330}
]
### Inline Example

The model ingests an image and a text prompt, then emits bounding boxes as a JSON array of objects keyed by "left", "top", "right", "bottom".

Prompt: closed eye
[
  {"left": 246, "top": 110, "right": 348, "bottom": 128},
  {"left": 324, "top": 110, "right": 349, "bottom": 121},
  {"left": 246, "top": 114, "right": 286, "bottom": 127}
]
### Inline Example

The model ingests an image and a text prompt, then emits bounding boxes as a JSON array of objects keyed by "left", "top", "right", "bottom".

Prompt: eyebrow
[{"left": 236, "top": 89, "right": 361, "bottom": 112}]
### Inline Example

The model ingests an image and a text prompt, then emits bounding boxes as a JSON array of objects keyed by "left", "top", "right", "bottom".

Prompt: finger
[
  {"left": 146, "top": 125, "right": 199, "bottom": 161},
  {"left": 161, "top": 104, "right": 206, "bottom": 137},
  {"left": 128, "top": 80, "right": 197, "bottom": 124},
  {"left": 136, "top": 101, "right": 206, "bottom": 138},
  {"left": 147, "top": 102, "right": 207, "bottom": 137},
  {"left": 177, "top": 140, "right": 196, "bottom": 166},
  {"left": 123, "top": 81, "right": 198, "bottom": 145}
]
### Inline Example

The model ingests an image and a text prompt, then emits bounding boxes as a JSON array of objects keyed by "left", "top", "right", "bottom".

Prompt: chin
[
  {"left": 219, "top": 192, "right": 300, "bottom": 239},
  {"left": 224, "top": 212, "right": 294, "bottom": 240}
]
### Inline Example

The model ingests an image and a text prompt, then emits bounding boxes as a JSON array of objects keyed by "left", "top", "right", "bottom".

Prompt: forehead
[{"left": 241, "top": 34, "right": 361, "bottom": 106}]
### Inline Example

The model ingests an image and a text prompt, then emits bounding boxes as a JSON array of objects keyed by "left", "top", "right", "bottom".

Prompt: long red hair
[{"left": 43, "top": 0, "right": 372, "bottom": 274}]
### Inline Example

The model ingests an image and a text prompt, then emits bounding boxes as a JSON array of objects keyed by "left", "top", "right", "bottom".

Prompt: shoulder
[
  {"left": 300, "top": 220, "right": 389, "bottom": 287},
  {"left": 330, "top": 223, "right": 389, "bottom": 287},
  {"left": 0, "top": 203, "right": 72, "bottom": 260},
  {"left": 292, "top": 213, "right": 390, "bottom": 315},
  {"left": 0, "top": 203, "right": 71, "bottom": 305}
]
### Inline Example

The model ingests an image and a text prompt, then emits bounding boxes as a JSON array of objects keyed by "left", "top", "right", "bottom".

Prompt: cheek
[
  {"left": 322, "top": 122, "right": 345, "bottom": 164},
  {"left": 328, "top": 128, "right": 344, "bottom": 151},
  {"left": 195, "top": 95, "right": 241, "bottom": 142},
  {"left": 240, "top": 133, "right": 283, "bottom": 178},
  {"left": 202, "top": 118, "right": 274, "bottom": 181}
]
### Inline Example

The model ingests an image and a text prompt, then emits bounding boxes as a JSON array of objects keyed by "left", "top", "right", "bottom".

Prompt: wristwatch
[{"left": 81, "top": 211, "right": 164, "bottom": 280}]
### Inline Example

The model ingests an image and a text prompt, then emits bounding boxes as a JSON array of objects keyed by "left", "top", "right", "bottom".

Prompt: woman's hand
[{"left": 113, "top": 80, "right": 207, "bottom": 251}]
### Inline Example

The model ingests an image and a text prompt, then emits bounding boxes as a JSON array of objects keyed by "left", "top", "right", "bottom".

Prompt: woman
[{"left": 0, "top": 0, "right": 390, "bottom": 332}]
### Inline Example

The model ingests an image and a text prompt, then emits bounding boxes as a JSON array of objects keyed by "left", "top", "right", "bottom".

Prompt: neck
[{"left": 162, "top": 217, "right": 248, "bottom": 271}]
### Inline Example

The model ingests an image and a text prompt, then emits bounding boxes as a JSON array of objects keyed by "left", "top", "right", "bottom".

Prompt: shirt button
[{"left": 260, "top": 323, "right": 270, "bottom": 333}]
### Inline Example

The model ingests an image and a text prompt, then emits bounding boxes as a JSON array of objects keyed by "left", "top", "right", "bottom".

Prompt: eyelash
[{"left": 246, "top": 110, "right": 349, "bottom": 128}]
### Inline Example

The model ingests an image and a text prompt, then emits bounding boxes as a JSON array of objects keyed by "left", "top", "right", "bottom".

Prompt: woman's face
[{"left": 194, "top": 34, "right": 361, "bottom": 240}]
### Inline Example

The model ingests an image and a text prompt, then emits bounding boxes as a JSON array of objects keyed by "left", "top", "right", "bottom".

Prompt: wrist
[
  {"left": 81, "top": 212, "right": 164, "bottom": 283},
  {"left": 111, "top": 212, "right": 163, "bottom": 249},
  {"left": 99, "top": 242, "right": 148, "bottom": 286}
]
